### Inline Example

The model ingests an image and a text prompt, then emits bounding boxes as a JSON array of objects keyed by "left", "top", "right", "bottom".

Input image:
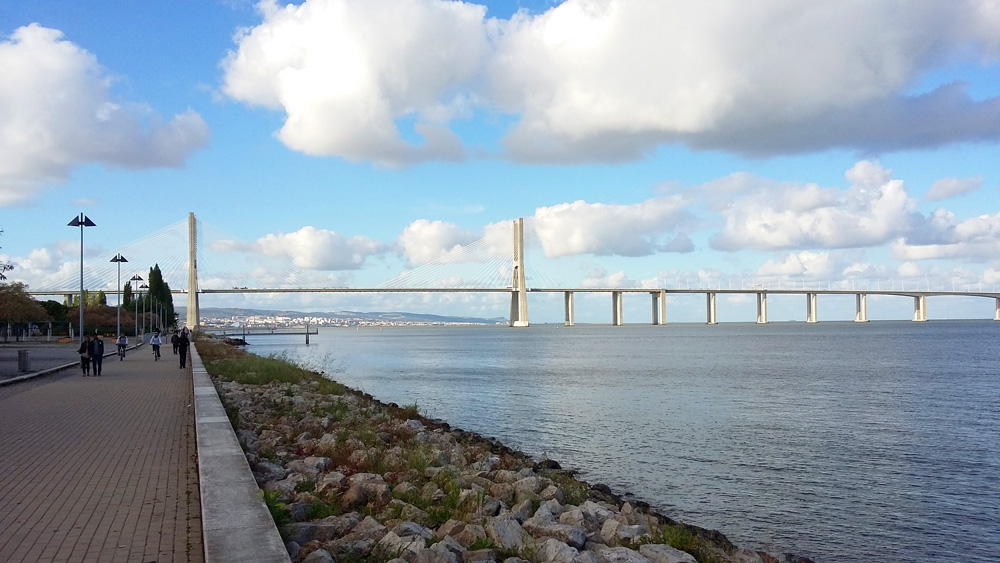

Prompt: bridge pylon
[
  {"left": 509, "top": 218, "right": 529, "bottom": 327},
  {"left": 186, "top": 212, "right": 200, "bottom": 330}
]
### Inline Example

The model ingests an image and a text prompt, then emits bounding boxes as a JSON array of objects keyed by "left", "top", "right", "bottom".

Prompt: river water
[{"left": 248, "top": 320, "right": 1000, "bottom": 562}]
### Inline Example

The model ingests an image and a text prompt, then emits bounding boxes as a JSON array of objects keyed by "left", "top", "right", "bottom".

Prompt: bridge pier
[
  {"left": 509, "top": 218, "right": 529, "bottom": 327},
  {"left": 612, "top": 291, "right": 623, "bottom": 326},
  {"left": 650, "top": 290, "right": 666, "bottom": 325},
  {"left": 996, "top": 297, "right": 1000, "bottom": 321},
  {"left": 564, "top": 292, "right": 575, "bottom": 326},
  {"left": 756, "top": 292, "right": 768, "bottom": 324},
  {"left": 913, "top": 295, "right": 928, "bottom": 322},
  {"left": 706, "top": 292, "right": 718, "bottom": 325},
  {"left": 855, "top": 293, "right": 869, "bottom": 322},
  {"left": 806, "top": 293, "right": 819, "bottom": 323}
]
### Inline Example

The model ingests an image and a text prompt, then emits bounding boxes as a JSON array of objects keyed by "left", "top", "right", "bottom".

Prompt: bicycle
[
  {"left": 152, "top": 344, "right": 161, "bottom": 361},
  {"left": 117, "top": 344, "right": 126, "bottom": 360}
]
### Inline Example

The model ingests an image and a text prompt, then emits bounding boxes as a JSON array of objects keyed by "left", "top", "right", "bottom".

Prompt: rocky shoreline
[{"left": 213, "top": 369, "right": 815, "bottom": 563}]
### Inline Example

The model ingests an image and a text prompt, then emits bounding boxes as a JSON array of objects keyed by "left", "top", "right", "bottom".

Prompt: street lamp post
[
  {"left": 140, "top": 284, "right": 149, "bottom": 333},
  {"left": 110, "top": 254, "right": 128, "bottom": 338},
  {"left": 67, "top": 213, "right": 96, "bottom": 342},
  {"left": 131, "top": 274, "right": 143, "bottom": 338}
]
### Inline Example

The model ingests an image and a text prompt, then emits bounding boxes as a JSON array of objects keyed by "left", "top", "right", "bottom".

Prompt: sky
[{"left": 2, "top": 0, "right": 1000, "bottom": 324}]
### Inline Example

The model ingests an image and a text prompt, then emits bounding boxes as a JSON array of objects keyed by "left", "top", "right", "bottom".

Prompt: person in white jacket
[
  {"left": 149, "top": 331, "right": 162, "bottom": 360},
  {"left": 116, "top": 334, "right": 128, "bottom": 360}
]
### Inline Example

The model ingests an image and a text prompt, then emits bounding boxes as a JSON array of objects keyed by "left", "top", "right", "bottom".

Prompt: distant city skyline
[{"left": 2, "top": 1, "right": 999, "bottom": 323}]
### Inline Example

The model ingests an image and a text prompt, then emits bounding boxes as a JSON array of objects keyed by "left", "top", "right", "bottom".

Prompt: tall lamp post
[
  {"left": 67, "top": 213, "right": 96, "bottom": 342},
  {"left": 140, "top": 284, "right": 149, "bottom": 334},
  {"left": 110, "top": 254, "right": 128, "bottom": 338},
  {"left": 130, "top": 274, "right": 143, "bottom": 338}
]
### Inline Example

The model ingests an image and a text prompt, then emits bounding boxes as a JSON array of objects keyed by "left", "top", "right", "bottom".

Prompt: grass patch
[
  {"left": 196, "top": 337, "right": 347, "bottom": 395},
  {"left": 624, "top": 524, "right": 726, "bottom": 563}
]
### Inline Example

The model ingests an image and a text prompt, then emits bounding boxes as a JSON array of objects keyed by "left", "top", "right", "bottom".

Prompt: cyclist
[
  {"left": 116, "top": 334, "right": 128, "bottom": 360},
  {"left": 149, "top": 331, "right": 162, "bottom": 361}
]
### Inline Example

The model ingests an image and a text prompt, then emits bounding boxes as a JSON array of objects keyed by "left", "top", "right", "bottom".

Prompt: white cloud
[
  {"left": 0, "top": 24, "right": 209, "bottom": 206},
  {"left": 254, "top": 226, "right": 390, "bottom": 269},
  {"left": 925, "top": 176, "right": 983, "bottom": 201},
  {"left": 898, "top": 262, "right": 923, "bottom": 277},
  {"left": 220, "top": 1, "right": 1000, "bottom": 165},
  {"left": 579, "top": 266, "right": 640, "bottom": 289},
  {"left": 532, "top": 196, "right": 694, "bottom": 257},
  {"left": 757, "top": 251, "right": 837, "bottom": 279},
  {"left": 892, "top": 211, "right": 1000, "bottom": 261},
  {"left": 221, "top": 0, "right": 488, "bottom": 166},
  {"left": 711, "top": 161, "right": 918, "bottom": 251},
  {"left": 398, "top": 219, "right": 478, "bottom": 266},
  {"left": 490, "top": 0, "right": 1000, "bottom": 162}
]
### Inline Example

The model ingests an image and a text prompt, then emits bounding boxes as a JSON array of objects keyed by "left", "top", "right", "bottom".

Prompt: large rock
[
  {"left": 279, "top": 512, "right": 361, "bottom": 545},
  {"left": 315, "top": 471, "right": 347, "bottom": 495},
  {"left": 414, "top": 546, "right": 459, "bottom": 563},
  {"left": 637, "top": 544, "right": 697, "bottom": 563},
  {"left": 485, "top": 516, "right": 525, "bottom": 550},
  {"left": 600, "top": 520, "right": 647, "bottom": 545},
  {"left": 463, "top": 549, "right": 498, "bottom": 563},
  {"left": 341, "top": 479, "right": 392, "bottom": 509},
  {"left": 341, "top": 515, "right": 388, "bottom": 542},
  {"left": 394, "top": 521, "right": 435, "bottom": 540},
  {"left": 732, "top": 547, "right": 764, "bottom": 563},
  {"left": 535, "top": 538, "right": 578, "bottom": 563},
  {"left": 594, "top": 547, "right": 650, "bottom": 563},
  {"left": 302, "top": 549, "right": 335, "bottom": 563},
  {"left": 522, "top": 519, "right": 587, "bottom": 550},
  {"left": 378, "top": 531, "right": 427, "bottom": 561}
]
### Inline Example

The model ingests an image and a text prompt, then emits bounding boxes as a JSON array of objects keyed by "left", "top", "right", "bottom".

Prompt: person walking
[
  {"left": 116, "top": 333, "right": 128, "bottom": 360},
  {"left": 90, "top": 334, "right": 105, "bottom": 376},
  {"left": 78, "top": 336, "right": 92, "bottom": 376},
  {"left": 177, "top": 329, "right": 190, "bottom": 369},
  {"left": 150, "top": 331, "right": 162, "bottom": 360},
  {"left": 171, "top": 330, "right": 179, "bottom": 354}
]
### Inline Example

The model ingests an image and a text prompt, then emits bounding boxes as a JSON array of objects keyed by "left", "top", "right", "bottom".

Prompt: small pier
[{"left": 207, "top": 325, "right": 319, "bottom": 344}]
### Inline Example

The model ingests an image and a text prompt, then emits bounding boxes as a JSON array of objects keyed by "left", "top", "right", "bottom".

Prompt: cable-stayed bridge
[{"left": 26, "top": 213, "right": 1000, "bottom": 327}]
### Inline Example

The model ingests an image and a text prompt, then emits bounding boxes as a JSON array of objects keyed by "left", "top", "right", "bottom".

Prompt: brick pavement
[{"left": 0, "top": 348, "right": 204, "bottom": 563}]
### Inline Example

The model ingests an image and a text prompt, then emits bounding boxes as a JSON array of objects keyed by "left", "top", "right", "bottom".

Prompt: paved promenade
[{"left": 0, "top": 345, "right": 204, "bottom": 562}]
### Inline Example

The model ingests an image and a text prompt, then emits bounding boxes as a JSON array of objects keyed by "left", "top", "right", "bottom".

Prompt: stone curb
[{"left": 191, "top": 343, "right": 292, "bottom": 563}]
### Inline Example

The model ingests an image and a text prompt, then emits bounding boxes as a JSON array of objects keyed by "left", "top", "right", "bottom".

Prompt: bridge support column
[
  {"left": 806, "top": 293, "right": 819, "bottom": 323},
  {"left": 756, "top": 292, "right": 768, "bottom": 324},
  {"left": 509, "top": 218, "right": 529, "bottom": 327},
  {"left": 706, "top": 292, "right": 717, "bottom": 325},
  {"left": 651, "top": 290, "right": 666, "bottom": 325},
  {"left": 913, "top": 295, "right": 927, "bottom": 322},
  {"left": 186, "top": 212, "right": 200, "bottom": 330},
  {"left": 855, "top": 293, "right": 869, "bottom": 322},
  {"left": 564, "top": 292, "right": 575, "bottom": 326},
  {"left": 612, "top": 291, "right": 623, "bottom": 326},
  {"left": 995, "top": 297, "right": 1000, "bottom": 321}
]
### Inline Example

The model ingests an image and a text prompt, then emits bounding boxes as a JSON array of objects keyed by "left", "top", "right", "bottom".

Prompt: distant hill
[{"left": 177, "top": 306, "right": 506, "bottom": 325}]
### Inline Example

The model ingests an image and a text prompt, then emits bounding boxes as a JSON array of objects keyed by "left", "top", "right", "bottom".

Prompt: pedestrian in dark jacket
[
  {"left": 171, "top": 330, "right": 179, "bottom": 354},
  {"left": 78, "top": 336, "right": 92, "bottom": 376},
  {"left": 177, "top": 329, "right": 190, "bottom": 369},
  {"left": 90, "top": 334, "right": 105, "bottom": 376}
]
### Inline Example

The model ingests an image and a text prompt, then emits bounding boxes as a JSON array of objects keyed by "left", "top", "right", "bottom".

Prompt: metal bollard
[{"left": 17, "top": 349, "right": 31, "bottom": 372}]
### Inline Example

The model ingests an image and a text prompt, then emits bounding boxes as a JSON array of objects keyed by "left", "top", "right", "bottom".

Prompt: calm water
[{"left": 248, "top": 321, "right": 1000, "bottom": 562}]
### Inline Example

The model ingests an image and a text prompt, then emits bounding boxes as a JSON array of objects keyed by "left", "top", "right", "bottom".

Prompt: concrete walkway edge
[{"left": 191, "top": 344, "right": 291, "bottom": 563}]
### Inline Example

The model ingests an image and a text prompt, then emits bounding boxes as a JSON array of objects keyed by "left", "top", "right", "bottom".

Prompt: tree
[
  {"left": 0, "top": 229, "right": 12, "bottom": 281},
  {"left": 0, "top": 282, "right": 49, "bottom": 322},
  {"left": 123, "top": 282, "right": 134, "bottom": 308},
  {"left": 143, "top": 264, "right": 176, "bottom": 329},
  {"left": 40, "top": 300, "right": 69, "bottom": 321}
]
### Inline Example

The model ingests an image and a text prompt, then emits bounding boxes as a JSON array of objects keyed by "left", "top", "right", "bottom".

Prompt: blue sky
[{"left": 2, "top": 0, "right": 999, "bottom": 324}]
